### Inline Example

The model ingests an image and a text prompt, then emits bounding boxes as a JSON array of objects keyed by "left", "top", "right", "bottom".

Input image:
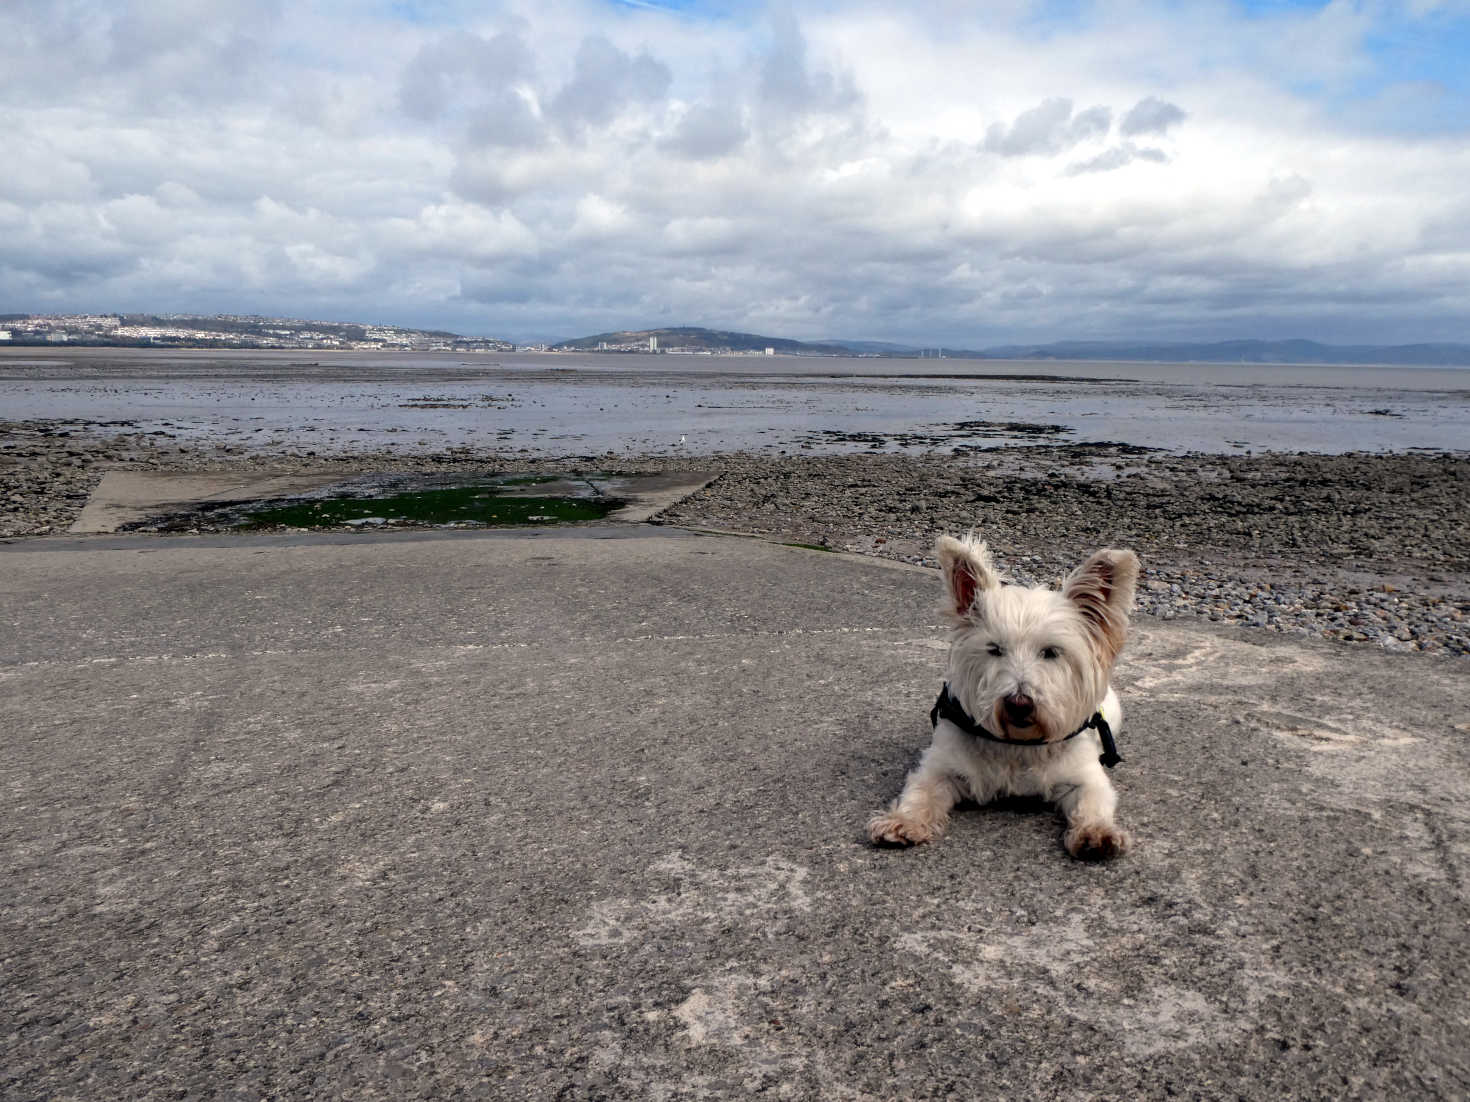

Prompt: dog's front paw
[
  {"left": 1064, "top": 821, "right": 1133, "bottom": 861},
  {"left": 867, "top": 810, "right": 936, "bottom": 847}
]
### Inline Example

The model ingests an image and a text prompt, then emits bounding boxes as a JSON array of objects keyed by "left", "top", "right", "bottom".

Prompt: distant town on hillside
[
  {"left": 0, "top": 313, "right": 514, "bottom": 353},
  {"left": 2, "top": 313, "right": 1467, "bottom": 366}
]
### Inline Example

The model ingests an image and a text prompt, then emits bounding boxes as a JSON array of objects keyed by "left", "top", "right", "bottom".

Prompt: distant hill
[
  {"left": 811, "top": 338, "right": 921, "bottom": 356},
  {"left": 975, "top": 339, "right": 1470, "bottom": 367},
  {"left": 554, "top": 329, "right": 1470, "bottom": 365}
]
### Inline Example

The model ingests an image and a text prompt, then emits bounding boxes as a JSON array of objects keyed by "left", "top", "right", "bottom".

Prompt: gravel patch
[
  {"left": 4, "top": 420, "right": 1466, "bottom": 657},
  {"left": 656, "top": 447, "right": 1470, "bottom": 658}
]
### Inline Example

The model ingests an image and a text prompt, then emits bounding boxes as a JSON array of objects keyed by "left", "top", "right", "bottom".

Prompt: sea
[{"left": 1, "top": 347, "right": 1466, "bottom": 457}]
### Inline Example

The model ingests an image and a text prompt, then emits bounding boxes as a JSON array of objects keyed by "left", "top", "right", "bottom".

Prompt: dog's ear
[
  {"left": 1063, "top": 549, "right": 1139, "bottom": 664},
  {"left": 936, "top": 534, "right": 1001, "bottom": 620}
]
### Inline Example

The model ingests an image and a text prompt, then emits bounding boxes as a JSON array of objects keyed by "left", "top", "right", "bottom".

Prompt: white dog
[{"left": 868, "top": 535, "right": 1139, "bottom": 860}]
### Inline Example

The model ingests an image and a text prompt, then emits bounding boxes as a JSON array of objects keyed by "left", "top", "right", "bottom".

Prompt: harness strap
[{"left": 930, "top": 684, "right": 1122, "bottom": 769}]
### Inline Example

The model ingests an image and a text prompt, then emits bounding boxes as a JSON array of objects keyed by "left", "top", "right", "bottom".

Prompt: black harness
[{"left": 930, "top": 683, "right": 1122, "bottom": 769}]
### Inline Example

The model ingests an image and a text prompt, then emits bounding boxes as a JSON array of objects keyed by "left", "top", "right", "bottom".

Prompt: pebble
[{"left": 657, "top": 448, "right": 1470, "bottom": 658}]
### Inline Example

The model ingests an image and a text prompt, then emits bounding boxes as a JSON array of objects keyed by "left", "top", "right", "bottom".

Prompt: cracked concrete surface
[{"left": 3, "top": 527, "right": 1468, "bottom": 1099}]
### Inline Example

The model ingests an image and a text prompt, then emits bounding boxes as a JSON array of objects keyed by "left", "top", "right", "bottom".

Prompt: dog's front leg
[
  {"left": 1054, "top": 767, "right": 1132, "bottom": 860},
  {"left": 867, "top": 755, "right": 964, "bottom": 846}
]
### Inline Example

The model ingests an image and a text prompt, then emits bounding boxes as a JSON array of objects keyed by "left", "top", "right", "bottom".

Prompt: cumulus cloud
[
  {"left": 660, "top": 101, "right": 749, "bottom": 159},
  {"left": 758, "top": 9, "right": 861, "bottom": 120},
  {"left": 382, "top": 202, "right": 539, "bottom": 264},
  {"left": 0, "top": 0, "right": 284, "bottom": 111},
  {"left": 1, "top": 1, "right": 1468, "bottom": 344},
  {"left": 0, "top": 135, "right": 97, "bottom": 203},
  {"left": 1067, "top": 143, "right": 1170, "bottom": 175},
  {"left": 399, "top": 30, "right": 545, "bottom": 148},
  {"left": 1069, "top": 105, "right": 1113, "bottom": 142},
  {"left": 983, "top": 99, "right": 1112, "bottom": 156},
  {"left": 1120, "top": 96, "right": 1187, "bottom": 136},
  {"left": 399, "top": 30, "right": 533, "bottom": 120},
  {"left": 548, "top": 34, "right": 671, "bottom": 138}
]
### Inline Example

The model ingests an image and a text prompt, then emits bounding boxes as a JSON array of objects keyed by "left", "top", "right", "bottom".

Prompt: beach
[
  {"left": 5, "top": 363, "right": 1470, "bottom": 1102},
  {"left": 3, "top": 418, "right": 1466, "bottom": 656}
]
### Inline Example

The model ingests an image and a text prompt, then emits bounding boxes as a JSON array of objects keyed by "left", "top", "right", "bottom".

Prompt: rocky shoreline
[
  {"left": 3, "top": 419, "right": 1467, "bottom": 657},
  {"left": 660, "top": 447, "right": 1470, "bottom": 658}
]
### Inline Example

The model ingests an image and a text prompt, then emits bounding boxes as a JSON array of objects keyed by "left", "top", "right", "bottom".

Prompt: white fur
[{"left": 868, "top": 535, "right": 1139, "bottom": 860}]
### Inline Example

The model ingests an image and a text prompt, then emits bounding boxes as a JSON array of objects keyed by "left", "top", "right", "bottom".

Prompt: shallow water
[{"left": 2, "top": 347, "right": 1466, "bottom": 456}]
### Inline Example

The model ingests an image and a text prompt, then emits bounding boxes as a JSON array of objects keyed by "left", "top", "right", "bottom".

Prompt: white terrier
[{"left": 868, "top": 535, "right": 1139, "bottom": 860}]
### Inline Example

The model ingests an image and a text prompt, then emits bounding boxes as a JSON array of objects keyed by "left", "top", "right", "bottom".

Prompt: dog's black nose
[{"left": 1003, "top": 692, "right": 1035, "bottom": 726}]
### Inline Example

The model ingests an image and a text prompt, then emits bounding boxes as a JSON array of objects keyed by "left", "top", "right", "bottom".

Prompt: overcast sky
[{"left": 3, "top": 0, "right": 1469, "bottom": 345}]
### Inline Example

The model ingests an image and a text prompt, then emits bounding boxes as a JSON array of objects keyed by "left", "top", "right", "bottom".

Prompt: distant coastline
[{"left": 2, "top": 312, "right": 1468, "bottom": 367}]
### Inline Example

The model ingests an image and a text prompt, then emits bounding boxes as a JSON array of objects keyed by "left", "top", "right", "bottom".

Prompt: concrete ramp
[
  {"left": 68, "top": 469, "right": 349, "bottom": 533},
  {"left": 605, "top": 470, "right": 718, "bottom": 522},
  {"left": 2, "top": 529, "right": 1467, "bottom": 1099}
]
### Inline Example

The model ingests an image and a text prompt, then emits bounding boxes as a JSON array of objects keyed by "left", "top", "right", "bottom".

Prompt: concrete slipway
[{"left": 2, "top": 525, "right": 1468, "bottom": 1100}]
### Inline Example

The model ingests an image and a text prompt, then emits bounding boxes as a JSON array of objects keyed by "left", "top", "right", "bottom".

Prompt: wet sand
[{"left": 4, "top": 347, "right": 1468, "bottom": 455}]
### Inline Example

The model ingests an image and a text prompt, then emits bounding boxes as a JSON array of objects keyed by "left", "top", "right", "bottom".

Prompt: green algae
[{"left": 237, "top": 484, "right": 619, "bottom": 529}]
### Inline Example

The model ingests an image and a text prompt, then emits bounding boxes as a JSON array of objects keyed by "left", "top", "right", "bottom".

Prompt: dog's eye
[
  {"left": 1040, "top": 646, "right": 1062, "bottom": 660},
  {"left": 986, "top": 643, "right": 1005, "bottom": 657}
]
